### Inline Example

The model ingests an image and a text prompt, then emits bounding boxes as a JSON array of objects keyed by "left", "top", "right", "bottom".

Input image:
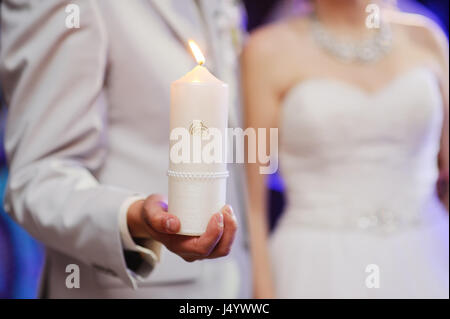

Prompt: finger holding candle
[
  {"left": 126, "top": 195, "right": 180, "bottom": 238},
  {"left": 128, "top": 196, "right": 238, "bottom": 262},
  {"left": 159, "top": 211, "right": 225, "bottom": 262},
  {"left": 142, "top": 195, "right": 181, "bottom": 234},
  {"left": 166, "top": 205, "right": 238, "bottom": 262},
  {"left": 189, "top": 212, "right": 224, "bottom": 256},
  {"left": 208, "top": 205, "right": 237, "bottom": 258}
]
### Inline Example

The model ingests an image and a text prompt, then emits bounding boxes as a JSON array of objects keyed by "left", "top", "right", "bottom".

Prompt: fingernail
[
  {"left": 166, "top": 218, "right": 177, "bottom": 232},
  {"left": 159, "top": 201, "right": 168, "bottom": 211},
  {"left": 224, "top": 206, "right": 236, "bottom": 221},
  {"left": 216, "top": 213, "right": 224, "bottom": 228}
]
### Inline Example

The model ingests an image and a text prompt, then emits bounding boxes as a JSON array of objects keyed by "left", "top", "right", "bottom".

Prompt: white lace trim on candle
[{"left": 167, "top": 170, "right": 229, "bottom": 179}]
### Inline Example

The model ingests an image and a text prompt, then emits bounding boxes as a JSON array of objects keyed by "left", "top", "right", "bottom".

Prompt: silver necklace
[{"left": 311, "top": 16, "right": 393, "bottom": 63}]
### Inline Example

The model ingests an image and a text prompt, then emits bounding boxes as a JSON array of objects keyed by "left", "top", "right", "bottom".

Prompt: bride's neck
[{"left": 314, "top": 0, "right": 377, "bottom": 32}]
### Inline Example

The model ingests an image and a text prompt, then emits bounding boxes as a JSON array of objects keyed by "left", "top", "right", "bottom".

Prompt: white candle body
[{"left": 169, "top": 65, "right": 228, "bottom": 236}]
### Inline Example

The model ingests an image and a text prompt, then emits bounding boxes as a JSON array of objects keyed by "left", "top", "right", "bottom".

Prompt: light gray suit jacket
[{"left": 0, "top": 0, "right": 250, "bottom": 298}]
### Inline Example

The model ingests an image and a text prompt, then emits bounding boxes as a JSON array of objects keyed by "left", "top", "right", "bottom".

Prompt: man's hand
[{"left": 126, "top": 194, "right": 237, "bottom": 262}]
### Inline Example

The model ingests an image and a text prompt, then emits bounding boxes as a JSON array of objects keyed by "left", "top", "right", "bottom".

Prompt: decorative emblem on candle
[
  {"left": 168, "top": 40, "right": 229, "bottom": 236},
  {"left": 189, "top": 119, "right": 209, "bottom": 136}
]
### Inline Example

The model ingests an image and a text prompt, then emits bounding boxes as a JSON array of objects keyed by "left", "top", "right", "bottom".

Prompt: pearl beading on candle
[{"left": 167, "top": 170, "right": 229, "bottom": 179}]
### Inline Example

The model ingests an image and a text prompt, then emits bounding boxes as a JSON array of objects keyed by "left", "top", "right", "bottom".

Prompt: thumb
[{"left": 143, "top": 194, "right": 181, "bottom": 235}]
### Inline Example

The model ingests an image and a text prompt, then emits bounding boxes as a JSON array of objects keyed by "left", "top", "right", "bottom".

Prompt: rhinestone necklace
[{"left": 311, "top": 16, "right": 393, "bottom": 63}]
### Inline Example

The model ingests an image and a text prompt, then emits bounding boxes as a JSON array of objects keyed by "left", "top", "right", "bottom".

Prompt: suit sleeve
[{"left": 0, "top": 0, "right": 157, "bottom": 288}]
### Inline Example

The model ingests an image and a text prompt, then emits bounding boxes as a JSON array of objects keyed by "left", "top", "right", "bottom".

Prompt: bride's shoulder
[
  {"left": 386, "top": 10, "right": 448, "bottom": 65},
  {"left": 243, "top": 17, "right": 310, "bottom": 63}
]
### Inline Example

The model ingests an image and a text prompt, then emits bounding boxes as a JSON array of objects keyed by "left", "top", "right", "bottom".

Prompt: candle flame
[{"left": 188, "top": 40, "right": 205, "bottom": 65}]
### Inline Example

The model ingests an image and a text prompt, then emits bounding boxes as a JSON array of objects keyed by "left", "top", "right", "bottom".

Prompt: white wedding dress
[{"left": 270, "top": 67, "right": 449, "bottom": 298}]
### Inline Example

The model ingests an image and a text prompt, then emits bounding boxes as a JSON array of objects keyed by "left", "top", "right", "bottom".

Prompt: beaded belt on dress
[{"left": 279, "top": 204, "right": 442, "bottom": 235}]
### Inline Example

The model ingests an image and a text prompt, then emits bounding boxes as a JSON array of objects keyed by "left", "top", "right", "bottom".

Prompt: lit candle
[{"left": 168, "top": 40, "right": 229, "bottom": 236}]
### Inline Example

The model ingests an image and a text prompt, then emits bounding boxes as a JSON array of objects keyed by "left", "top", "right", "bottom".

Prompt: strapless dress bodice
[{"left": 278, "top": 67, "right": 445, "bottom": 232}]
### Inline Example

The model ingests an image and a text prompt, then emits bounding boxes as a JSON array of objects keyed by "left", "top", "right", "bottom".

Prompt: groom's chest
[{"left": 98, "top": 0, "right": 239, "bottom": 137}]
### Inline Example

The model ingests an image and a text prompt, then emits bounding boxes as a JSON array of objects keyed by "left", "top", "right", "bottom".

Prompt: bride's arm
[
  {"left": 438, "top": 58, "right": 449, "bottom": 211},
  {"left": 436, "top": 36, "right": 449, "bottom": 211},
  {"left": 410, "top": 17, "right": 449, "bottom": 211},
  {"left": 425, "top": 22, "right": 449, "bottom": 211},
  {"left": 241, "top": 31, "right": 283, "bottom": 299}
]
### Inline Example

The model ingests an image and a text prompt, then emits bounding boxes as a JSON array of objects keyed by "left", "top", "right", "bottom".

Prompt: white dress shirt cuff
[{"left": 118, "top": 195, "right": 161, "bottom": 269}]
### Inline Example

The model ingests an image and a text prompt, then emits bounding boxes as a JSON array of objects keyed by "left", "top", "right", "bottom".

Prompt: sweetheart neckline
[{"left": 282, "top": 66, "right": 437, "bottom": 104}]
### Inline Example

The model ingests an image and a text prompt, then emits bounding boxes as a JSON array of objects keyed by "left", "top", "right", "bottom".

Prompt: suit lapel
[
  {"left": 148, "top": 0, "right": 207, "bottom": 52},
  {"left": 196, "top": 0, "right": 221, "bottom": 72},
  {"left": 149, "top": 0, "right": 239, "bottom": 128},
  {"left": 197, "top": 0, "right": 240, "bottom": 128}
]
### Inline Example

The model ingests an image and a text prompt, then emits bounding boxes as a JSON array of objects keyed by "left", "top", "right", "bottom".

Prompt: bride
[{"left": 243, "top": 0, "right": 449, "bottom": 298}]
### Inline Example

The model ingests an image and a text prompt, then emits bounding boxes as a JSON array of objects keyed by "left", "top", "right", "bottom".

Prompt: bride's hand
[
  {"left": 126, "top": 194, "right": 237, "bottom": 261},
  {"left": 437, "top": 170, "right": 449, "bottom": 211}
]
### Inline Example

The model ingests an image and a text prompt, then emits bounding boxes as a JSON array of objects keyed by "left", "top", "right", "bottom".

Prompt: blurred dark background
[
  {"left": 0, "top": 0, "right": 448, "bottom": 298},
  {"left": 243, "top": 0, "right": 449, "bottom": 32}
]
